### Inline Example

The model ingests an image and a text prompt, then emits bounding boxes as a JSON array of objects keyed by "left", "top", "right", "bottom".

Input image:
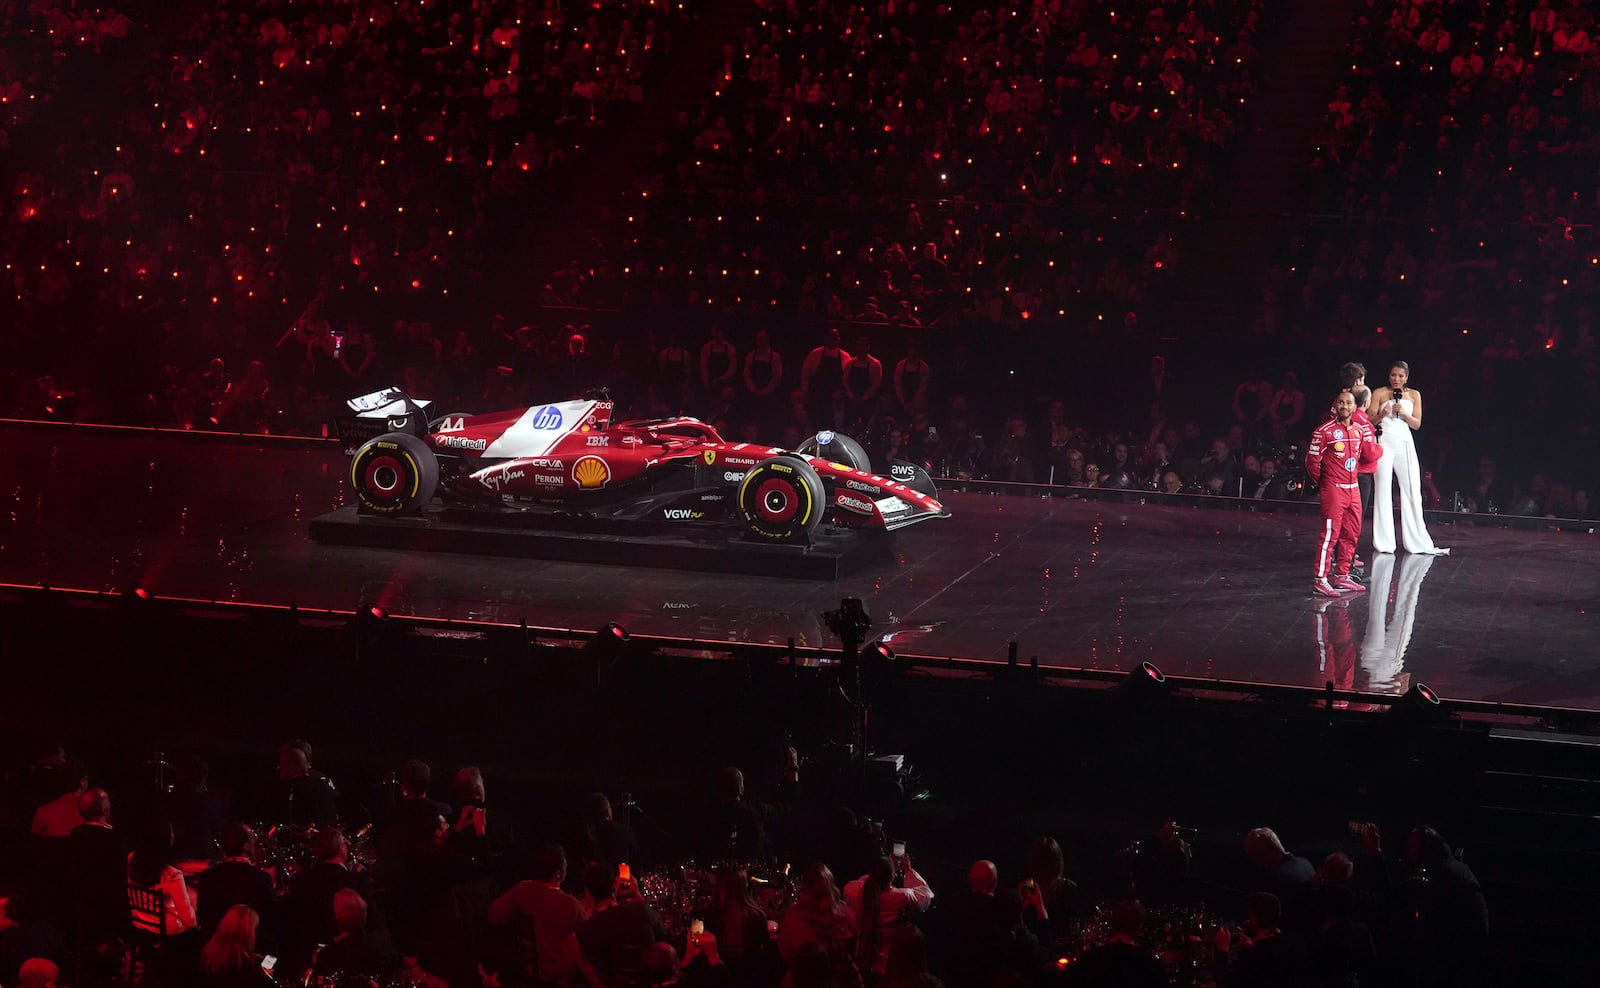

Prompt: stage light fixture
[
  {"left": 122, "top": 585, "right": 151, "bottom": 602},
  {"left": 1118, "top": 661, "right": 1172, "bottom": 702},
  {"left": 583, "top": 622, "right": 631, "bottom": 656},
  {"left": 1386, "top": 681, "right": 1449, "bottom": 726},
  {"left": 866, "top": 640, "right": 895, "bottom": 663}
]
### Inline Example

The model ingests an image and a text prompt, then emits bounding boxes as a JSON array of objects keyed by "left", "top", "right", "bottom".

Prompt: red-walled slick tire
[
  {"left": 350, "top": 432, "right": 439, "bottom": 515},
  {"left": 737, "top": 455, "right": 825, "bottom": 543}
]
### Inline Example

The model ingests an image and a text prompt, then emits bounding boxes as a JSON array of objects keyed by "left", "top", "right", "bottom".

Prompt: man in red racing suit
[{"left": 1306, "top": 390, "right": 1384, "bottom": 597}]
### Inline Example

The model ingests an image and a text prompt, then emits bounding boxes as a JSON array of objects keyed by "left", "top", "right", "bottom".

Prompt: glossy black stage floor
[{"left": 3, "top": 422, "right": 1597, "bottom": 709}]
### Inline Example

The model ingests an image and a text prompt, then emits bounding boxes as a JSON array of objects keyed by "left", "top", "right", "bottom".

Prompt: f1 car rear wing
[{"left": 334, "top": 388, "right": 434, "bottom": 451}]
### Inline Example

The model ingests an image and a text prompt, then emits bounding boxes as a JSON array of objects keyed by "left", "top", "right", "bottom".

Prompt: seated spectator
[
  {"left": 198, "top": 906, "right": 274, "bottom": 988},
  {"left": 1064, "top": 899, "right": 1163, "bottom": 988},
  {"left": 67, "top": 788, "right": 128, "bottom": 946},
  {"left": 28, "top": 763, "right": 86, "bottom": 838},
  {"left": 311, "top": 889, "right": 398, "bottom": 980},
  {"left": 197, "top": 824, "right": 276, "bottom": 935},
  {"left": 162, "top": 755, "right": 226, "bottom": 862},
  {"left": 1224, "top": 891, "right": 1308, "bottom": 988},
  {"left": 127, "top": 818, "right": 199, "bottom": 936},
  {"left": 286, "top": 826, "right": 371, "bottom": 965},
  {"left": 1308, "top": 886, "right": 1375, "bottom": 988},
  {"left": 708, "top": 868, "right": 769, "bottom": 956},
  {"left": 1400, "top": 826, "right": 1489, "bottom": 987},
  {"left": 842, "top": 856, "right": 932, "bottom": 980},
  {"left": 487, "top": 844, "right": 587, "bottom": 986},
  {"left": 1235, "top": 824, "right": 1312, "bottom": 933},
  {"left": 777, "top": 864, "right": 855, "bottom": 965},
  {"left": 15, "top": 957, "right": 64, "bottom": 988},
  {"left": 943, "top": 860, "right": 999, "bottom": 987},
  {"left": 576, "top": 863, "right": 668, "bottom": 987},
  {"left": 880, "top": 925, "right": 941, "bottom": 988}
]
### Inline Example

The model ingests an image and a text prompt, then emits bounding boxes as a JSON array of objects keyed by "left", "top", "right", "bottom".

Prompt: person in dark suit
[
  {"left": 944, "top": 859, "right": 1001, "bottom": 988},
  {"left": 286, "top": 827, "right": 369, "bottom": 969},
  {"left": 311, "top": 890, "right": 397, "bottom": 980},
  {"left": 1224, "top": 892, "right": 1308, "bottom": 988},
  {"left": 162, "top": 756, "right": 227, "bottom": 861},
  {"left": 1066, "top": 900, "right": 1164, "bottom": 988},
  {"left": 699, "top": 768, "right": 765, "bottom": 864},
  {"left": 270, "top": 745, "right": 337, "bottom": 827},
  {"left": 66, "top": 789, "right": 127, "bottom": 948},
  {"left": 374, "top": 760, "right": 452, "bottom": 856},
  {"left": 197, "top": 825, "right": 277, "bottom": 935}
]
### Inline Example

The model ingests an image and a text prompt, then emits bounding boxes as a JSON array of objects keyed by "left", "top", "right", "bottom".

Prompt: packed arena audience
[
  {"left": 1262, "top": 0, "right": 1600, "bottom": 510},
  {"left": 0, "top": 738, "right": 1493, "bottom": 988},
  {"left": 0, "top": 0, "right": 695, "bottom": 428},
  {"left": 1, "top": 0, "right": 1594, "bottom": 517},
  {"left": 549, "top": 0, "right": 1269, "bottom": 332}
]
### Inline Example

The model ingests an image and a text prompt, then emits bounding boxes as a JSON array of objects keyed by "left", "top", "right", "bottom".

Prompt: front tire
[
  {"left": 350, "top": 432, "right": 439, "bottom": 515},
  {"left": 737, "top": 455, "right": 826, "bottom": 544}
]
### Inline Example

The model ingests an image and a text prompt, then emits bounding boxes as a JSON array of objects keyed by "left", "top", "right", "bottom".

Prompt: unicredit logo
[{"left": 528, "top": 405, "right": 563, "bottom": 430}]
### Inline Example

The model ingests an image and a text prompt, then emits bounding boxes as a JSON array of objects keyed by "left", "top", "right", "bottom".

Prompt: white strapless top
[{"left": 1378, "top": 396, "right": 1414, "bottom": 436}]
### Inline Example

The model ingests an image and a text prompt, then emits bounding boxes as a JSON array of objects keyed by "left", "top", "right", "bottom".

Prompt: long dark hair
[
  {"left": 857, "top": 856, "right": 895, "bottom": 956},
  {"left": 128, "top": 819, "right": 175, "bottom": 887}
]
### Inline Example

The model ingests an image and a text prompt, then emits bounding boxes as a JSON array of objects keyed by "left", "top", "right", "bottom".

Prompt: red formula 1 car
[{"left": 335, "top": 388, "right": 949, "bottom": 543}]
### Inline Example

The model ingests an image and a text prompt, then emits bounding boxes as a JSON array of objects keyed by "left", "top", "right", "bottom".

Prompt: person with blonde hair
[
  {"left": 199, "top": 905, "right": 274, "bottom": 988},
  {"left": 778, "top": 863, "right": 856, "bottom": 964}
]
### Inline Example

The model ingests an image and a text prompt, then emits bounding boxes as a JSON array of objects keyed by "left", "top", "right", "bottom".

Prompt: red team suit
[{"left": 1306, "top": 416, "right": 1384, "bottom": 580}]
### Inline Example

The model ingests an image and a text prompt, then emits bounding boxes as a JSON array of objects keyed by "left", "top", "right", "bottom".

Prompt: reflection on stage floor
[{"left": 1, "top": 425, "right": 1596, "bottom": 710}]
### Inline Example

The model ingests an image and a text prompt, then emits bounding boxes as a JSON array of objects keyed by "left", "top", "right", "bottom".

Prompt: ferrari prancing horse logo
[{"left": 704, "top": 450, "right": 717, "bottom": 465}]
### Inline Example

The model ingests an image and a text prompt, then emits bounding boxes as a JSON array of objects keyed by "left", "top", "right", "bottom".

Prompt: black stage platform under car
[
  {"left": 2, "top": 421, "right": 1598, "bottom": 709},
  {"left": 309, "top": 504, "right": 887, "bottom": 580}
]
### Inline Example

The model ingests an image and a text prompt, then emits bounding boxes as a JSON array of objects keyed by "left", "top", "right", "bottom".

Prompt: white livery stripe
[
  {"left": 482, "top": 400, "right": 596, "bottom": 459},
  {"left": 1317, "top": 518, "right": 1334, "bottom": 578}
]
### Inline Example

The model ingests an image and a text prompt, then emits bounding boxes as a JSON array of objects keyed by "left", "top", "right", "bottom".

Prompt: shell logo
[{"left": 572, "top": 455, "right": 611, "bottom": 489}]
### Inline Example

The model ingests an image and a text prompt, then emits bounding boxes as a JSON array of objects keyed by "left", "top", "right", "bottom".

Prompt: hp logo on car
[{"left": 528, "top": 405, "right": 564, "bottom": 430}]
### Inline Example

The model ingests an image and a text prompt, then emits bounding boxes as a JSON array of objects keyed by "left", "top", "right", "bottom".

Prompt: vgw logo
[
  {"left": 528, "top": 405, "right": 563, "bottom": 430},
  {"left": 662, "top": 509, "right": 705, "bottom": 520}
]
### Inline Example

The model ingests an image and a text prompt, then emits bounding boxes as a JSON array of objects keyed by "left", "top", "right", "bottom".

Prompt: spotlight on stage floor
[
  {"left": 865, "top": 640, "right": 895, "bottom": 663},
  {"left": 1118, "top": 661, "right": 1171, "bottom": 703},
  {"left": 584, "top": 622, "right": 631, "bottom": 653},
  {"left": 584, "top": 623, "right": 632, "bottom": 686},
  {"left": 1385, "top": 682, "right": 1448, "bottom": 726}
]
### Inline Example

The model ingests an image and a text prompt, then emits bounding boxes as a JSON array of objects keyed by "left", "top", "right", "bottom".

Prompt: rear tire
[
  {"left": 350, "top": 432, "right": 439, "bottom": 515},
  {"left": 737, "top": 455, "right": 826, "bottom": 544},
  {"left": 797, "top": 430, "right": 872, "bottom": 473}
]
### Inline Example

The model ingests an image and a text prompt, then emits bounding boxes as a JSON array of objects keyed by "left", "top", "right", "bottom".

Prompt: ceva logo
[{"left": 528, "top": 405, "right": 563, "bottom": 430}]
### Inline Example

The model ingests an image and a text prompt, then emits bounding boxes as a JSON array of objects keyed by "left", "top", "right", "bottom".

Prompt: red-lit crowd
[
  {"left": 1, "top": 0, "right": 1596, "bottom": 513},
  {"left": 542, "top": 0, "right": 1268, "bottom": 330},
  {"left": 1262, "top": 0, "right": 1600, "bottom": 486},
  {"left": 0, "top": 740, "right": 1490, "bottom": 988},
  {"left": 0, "top": 0, "right": 694, "bottom": 424}
]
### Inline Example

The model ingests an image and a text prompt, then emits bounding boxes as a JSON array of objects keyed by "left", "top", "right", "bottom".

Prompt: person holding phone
[
  {"left": 1368, "top": 361, "right": 1450, "bottom": 556},
  {"left": 198, "top": 905, "right": 277, "bottom": 988},
  {"left": 843, "top": 852, "right": 933, "bottom": 979}
]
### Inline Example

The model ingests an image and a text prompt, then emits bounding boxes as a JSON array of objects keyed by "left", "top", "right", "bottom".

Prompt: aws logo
[{"left": 572, "top": 456, "right": 611, "bottom": 489}]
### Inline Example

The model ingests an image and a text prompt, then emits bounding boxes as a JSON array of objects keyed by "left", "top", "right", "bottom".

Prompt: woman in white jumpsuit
[{"left": 1370, "top": 361, "right": 1449, "bottom": 555}]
